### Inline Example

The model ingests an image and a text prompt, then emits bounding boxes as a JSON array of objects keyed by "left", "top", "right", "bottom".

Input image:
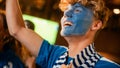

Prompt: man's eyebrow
[
  {"left": 74, "top": 5, "right": 84, "bottom": 9},
  {"left": 73, "top": 4, "right": 83, "bottom": 8},
  {"left": 74, "top": 5, "right": 80, "bottom": 7}
]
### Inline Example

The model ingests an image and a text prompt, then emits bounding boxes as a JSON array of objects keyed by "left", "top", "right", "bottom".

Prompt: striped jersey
[{"left": 36, "top": 40, "right": 120, "bottom": 68}]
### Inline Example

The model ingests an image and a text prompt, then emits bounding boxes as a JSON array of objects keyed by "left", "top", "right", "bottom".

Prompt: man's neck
[{"left": 64, "top": 36, "right": 94, "bottom": 58}]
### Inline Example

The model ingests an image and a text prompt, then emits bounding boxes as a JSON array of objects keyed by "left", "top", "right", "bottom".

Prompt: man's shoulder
[
  {"left": 41, "top": 40, "right": 68, "bottom": 52},
  {"left": 95, "top": 57, "right": 120, "bottom": 68}
]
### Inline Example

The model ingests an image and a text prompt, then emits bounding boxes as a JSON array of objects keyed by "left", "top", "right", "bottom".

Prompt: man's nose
[{"left": 64, "top": 10, "right": 72, "bottom": 18}]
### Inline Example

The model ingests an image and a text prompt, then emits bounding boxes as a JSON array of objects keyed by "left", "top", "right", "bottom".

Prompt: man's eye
[{"left": 74, "top": 9, "right": 81, "bottom": 13}]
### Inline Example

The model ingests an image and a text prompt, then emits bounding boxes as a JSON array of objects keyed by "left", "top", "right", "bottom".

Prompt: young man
[{"left": 5, "top": 0, "right": 120, "bottom": 68}]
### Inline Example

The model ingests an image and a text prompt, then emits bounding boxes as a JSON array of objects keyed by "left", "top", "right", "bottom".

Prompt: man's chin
[
  {"left": 60, "top": 32, "right": 85, "bottom": 37},
  {"left": 60, "top": 32, "right": 72, "bottom": 37}
]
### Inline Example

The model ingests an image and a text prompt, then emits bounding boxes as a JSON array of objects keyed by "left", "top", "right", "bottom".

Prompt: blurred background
[{"left": 0, "top": 0, "right": 120, "bottom": 64}]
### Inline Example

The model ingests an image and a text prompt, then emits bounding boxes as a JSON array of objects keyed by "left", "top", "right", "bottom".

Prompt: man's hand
[{"left": 61, "top": 63, "right": 72, "bottom": 68}]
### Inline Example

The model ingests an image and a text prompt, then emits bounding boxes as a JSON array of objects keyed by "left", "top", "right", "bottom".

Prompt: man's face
[{"left": 60, "top": 3, "right": 94, "bottom": 36}]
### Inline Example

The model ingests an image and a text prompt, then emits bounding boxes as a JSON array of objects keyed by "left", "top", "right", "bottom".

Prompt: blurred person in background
[
  {"left": 0, "top": 10, "right": 36, "bottom": 68},
  {"left": 24, "top": 20, "right": 35, "bottom": 30},
  {"left": 0, "top": 10, "right": 26, "bottom": 68}
]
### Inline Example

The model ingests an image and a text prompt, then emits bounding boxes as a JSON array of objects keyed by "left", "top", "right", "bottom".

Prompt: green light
[{"left": 23, "top": 14, "right": 59, "bottom": 44}]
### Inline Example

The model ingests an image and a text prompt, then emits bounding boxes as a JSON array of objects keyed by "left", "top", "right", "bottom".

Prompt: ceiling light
[
  {"left": 113, "top": 8, "right": 120, "bottom": 14},
  {"left": 0, "top": 0, "right": 2, "bottom": 2}
]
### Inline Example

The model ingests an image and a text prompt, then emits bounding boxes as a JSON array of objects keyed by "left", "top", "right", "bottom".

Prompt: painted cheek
[{"left": 69, "top": 10, "right": 93, "bottom": 35}]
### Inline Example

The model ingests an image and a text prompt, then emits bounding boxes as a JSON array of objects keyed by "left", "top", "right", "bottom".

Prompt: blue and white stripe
[
  {"left": 72, "top": 43, "right": 102, "bottom": 68},
  {"left": 53, "top": 52, "right": 68, "bottom": 68}
]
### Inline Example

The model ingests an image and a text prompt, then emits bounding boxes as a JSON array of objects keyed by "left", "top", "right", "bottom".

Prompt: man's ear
[{"left": 91, "top": 20, "right": 102, "bottom": 31}]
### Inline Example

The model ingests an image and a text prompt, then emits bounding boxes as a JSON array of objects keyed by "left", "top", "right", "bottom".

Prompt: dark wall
[{"left": 95, "top": 28, "right": 120, "bottom": 64}]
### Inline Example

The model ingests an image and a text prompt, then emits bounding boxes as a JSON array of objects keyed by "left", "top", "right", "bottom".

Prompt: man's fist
[{"left": 61, "top": 63, "right": 73, "bottom": 68}]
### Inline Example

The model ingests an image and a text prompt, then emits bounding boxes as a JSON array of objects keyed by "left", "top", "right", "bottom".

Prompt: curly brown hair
[{"left": 59, "top": 0, "right": 110, "bottom": 29}]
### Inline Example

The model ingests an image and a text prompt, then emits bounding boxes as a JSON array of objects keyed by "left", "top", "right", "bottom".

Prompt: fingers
[
  {"left": 61, "top": 64, "right": 68, "bottom": 68},
  {"left": 61, "top": 63, "right": 73, "bottom": 68}
]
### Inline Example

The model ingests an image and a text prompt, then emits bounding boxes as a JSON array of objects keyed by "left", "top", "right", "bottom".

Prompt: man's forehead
[
  {"left": 68, "top": 3, "right": 88, "bottom": 10},
  {"left": 72, "top": 3, "right": 83, "bottom": 7}
]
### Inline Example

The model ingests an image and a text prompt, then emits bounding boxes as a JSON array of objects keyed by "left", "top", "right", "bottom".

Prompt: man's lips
[{"left": 63, "top": 21, "right": 73, "bottom": 26}]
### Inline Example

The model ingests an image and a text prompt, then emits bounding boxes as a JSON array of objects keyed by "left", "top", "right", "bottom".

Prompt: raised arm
[{"left": 6, "top": 0, "right": 43, "bottom": 57}]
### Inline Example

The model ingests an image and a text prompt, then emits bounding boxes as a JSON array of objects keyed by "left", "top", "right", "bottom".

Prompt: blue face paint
[{"left": 60, "top": 3, "right": 94, "bottom": 36}]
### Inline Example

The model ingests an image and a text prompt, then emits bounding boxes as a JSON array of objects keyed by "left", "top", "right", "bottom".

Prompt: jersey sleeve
[
  {"left": 35, "top": 40, "right": 68, "bottom": 68},
  {"left": 95, "top": 57, "right": 120, "bottom": 68}
]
